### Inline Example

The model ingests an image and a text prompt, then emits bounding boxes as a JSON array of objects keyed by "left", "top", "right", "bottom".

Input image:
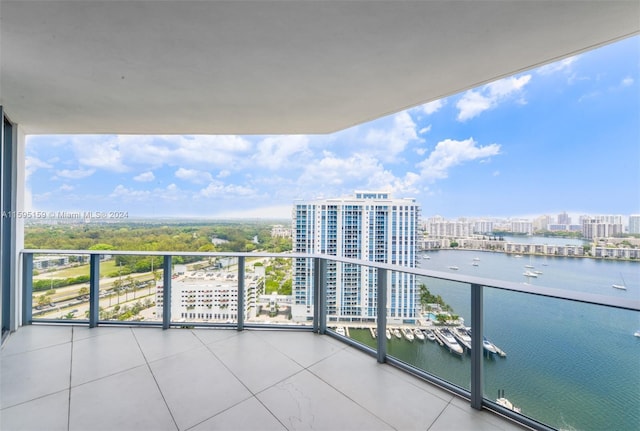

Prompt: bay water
[{"left": 350, "top": 246, "right": 639, "bottom": 430}]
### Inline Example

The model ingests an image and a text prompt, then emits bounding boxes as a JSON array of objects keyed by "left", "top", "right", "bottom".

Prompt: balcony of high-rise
[{"left": 2, "top": 2, "right": 639, "bottom": 431}]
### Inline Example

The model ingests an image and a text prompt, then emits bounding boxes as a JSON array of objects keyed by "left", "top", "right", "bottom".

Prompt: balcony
[
  {"left": 3, "top": 250, "right": 638, "bottom": 430},
  {"left": 2, "top": 325, "right": 526, "bottom": 431}
]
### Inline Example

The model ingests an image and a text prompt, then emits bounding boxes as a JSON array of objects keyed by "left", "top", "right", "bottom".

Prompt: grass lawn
[{"left": 35, "top": 258, "right": 120, "bottom": 279}]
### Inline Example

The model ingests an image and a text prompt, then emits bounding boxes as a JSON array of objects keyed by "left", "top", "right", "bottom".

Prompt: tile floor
[{"left": 1, "top": 325, "right": 528, "bottom": 431}]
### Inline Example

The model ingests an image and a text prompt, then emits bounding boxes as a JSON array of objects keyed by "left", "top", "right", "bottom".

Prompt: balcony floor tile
[
  {"left": 71, "top": 328, "right": 146, "bottom": 386},
  {"left": 69, "top": 365, "right": 175, "bottom": 431},
  {"left": 1, "top": 342, "right": 71, "bottom": 408},
  {"left": 0, "top": 389, "right": 69, "bottom": 431},
  {"left": 1, "top": 325, "right": 529, "bottom": 431},
  {"left": 149, "top": 345, "right": 252, "bottom": 430},
  {"left": 257, "top": 369, "right": 393, "bottom": 430}
]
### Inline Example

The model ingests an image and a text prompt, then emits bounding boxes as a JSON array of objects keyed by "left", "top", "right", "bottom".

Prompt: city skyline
[{"left": 25, "top": 36, "right": 639, "bottom": 220}]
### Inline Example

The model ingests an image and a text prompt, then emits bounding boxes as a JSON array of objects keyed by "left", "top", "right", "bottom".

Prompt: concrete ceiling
[{"left": 1, "top": 1, "right": 638, "bottom": 135}]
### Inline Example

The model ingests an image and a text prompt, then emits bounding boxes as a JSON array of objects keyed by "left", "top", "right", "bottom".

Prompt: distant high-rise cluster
[{"left": 292, "top": 191, "right": 420, "bottom": 323}]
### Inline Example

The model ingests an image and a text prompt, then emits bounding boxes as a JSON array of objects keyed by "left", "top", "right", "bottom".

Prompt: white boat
[
  {"left": 634, "top": 330, "right": 640, "bottom": 338},
  {"left": 393, "top": 328, "right": 402, "bottom": 339},
  {"left": 385, "top": 328, "right": 392, "bottom": 340},
  {"left": 453, "top": 327, "right": 472, "bottom": 351},
  {"left": 435, "top": 328, "right": 463, "bottom": 355},
  {"left": 336, "top": 326, "right": 346, "bottom": 336},
  {"left": 483, "top": 337, "right": 498, "bottom": 355},
  {"left": 473, "top": 257, "right": 480, "bottom": 261},
  {"left": 523, "top": 270, "right": 538, "bottom": 278},
  {"left": 612, "top": 273, "right": 627, "bottom": 290},
  {"left": 496, "top": 395, "right": 521, "bottom": 413},
  {"left": 423, "top": 329, "right": 436, "bottom": 342},
  {"left": 402, "top": 327, "right": 415, "bottom": 342},
  {"left": 414, "top": 328, "right": 425, "bottom": 341},
  {"left": 448, "top": 266, "right": 459, "bottom": 270}
]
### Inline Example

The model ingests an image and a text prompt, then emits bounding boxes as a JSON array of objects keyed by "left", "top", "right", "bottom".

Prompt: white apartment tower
[{"left": 292, "top": 192, "right": 420, "bottom": 323}]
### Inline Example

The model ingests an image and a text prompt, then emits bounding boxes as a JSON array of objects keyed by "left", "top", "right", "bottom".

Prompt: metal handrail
[{"left": 19, "top": 248, "right": 639, "bottom": 431}]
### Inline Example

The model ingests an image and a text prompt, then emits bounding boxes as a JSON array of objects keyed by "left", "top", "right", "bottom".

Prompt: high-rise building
[
  {"left": 581, "top": 215, "right": 624, "bottom": 239},
  {"left": 558, "top": 212, "right": 571, "bottom": 225},
  {"left": 629, "top": 215, "right": 640, "bottom": 234},
  {"left": 292, "top": 191, "right": 420, "bottom": 323}
]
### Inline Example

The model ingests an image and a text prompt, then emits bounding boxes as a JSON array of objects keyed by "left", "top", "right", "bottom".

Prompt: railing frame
[{"left": 18, "top": 249, "right": 640, "bottom": 431}]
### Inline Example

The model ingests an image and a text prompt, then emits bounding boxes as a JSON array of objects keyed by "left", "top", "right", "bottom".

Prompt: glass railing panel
[
  {"left": 97, "top": 254, "right": 161, "bottom": 323},
  {"left": 388, "top": 273, "right": 472, "bottom": 391},
  {"left": 286, "top": 258, "right": 316, "bottom": 327},
  {"left": 31, "top": 252, "right": 91, "bottom": 322},
  {"left": 483, "top": 287, "right": 640, "bottom": 430},
  {"left": 168, "top": 256, "right": 239, "bottom": 325}
]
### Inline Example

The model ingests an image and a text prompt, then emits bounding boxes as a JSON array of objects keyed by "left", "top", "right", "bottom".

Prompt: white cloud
[
  {"left": 198, "top": 181, "right": 256, "bottom": 198},
  {"left": 418, "top": 125, "right": 432, "bottom": 134},
  {"left": 537, "top": 56, "right": 578, "bottom": 75},
  {"left": 134, "top": 171, "right": 155, "bottom": 182},
  {"left": 456, "top": 75, "right": 531, "bottom": 121},
  {"left": 59, "top": 184, "right": 74, "bottom": 192},
  {"left": 252, "top": 135, "right": 311, "bottom": 170},
  {"left": 72, "top": 137, "right": 127, "bottom": 172},
  {"left": 421, "top": 99, "right": 445, "bottom": 115},
  {"left": 25, "top": 156, "right": 52, "bottom": 178},
  {"left": 56, "top": 168, "right": 96, "bottom": 179},
  {"left": 217, "top": 170, "right": 231, "bottom": 178},
  {"left": 621, "top": 76, "right": 634, "bottom": 87},
  {"left": 109, "top": 185, "right": 151, "bottom": 200},
  {"left": 364, "top": 111, "right": 421, "bottom": 162},
  {"left": 417, "top": 138, "right": 501, "bottom": 181},
  {"left": 175, "top": 167, "right": 213, "bottom": 184}
]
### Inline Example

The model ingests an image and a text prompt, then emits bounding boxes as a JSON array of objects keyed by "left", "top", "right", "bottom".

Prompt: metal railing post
[
  {"left": 318, "top": 258, "right": 327, "bottom": 334},
  {"left": 313, "top": 258, "right": 320, "bottom": 332},
  {"left": 237, "top": 256, "right": 245, "bottom": 331},
  {"left": 470, "top": 283, "right": 484, "bottom": 409},
  {"left": 162, "top": 255, "right": 172, "bottom": 329},
  {"left": 89, "top": 254, "right": 100, "bottom": 327},
  {"left": 377, "top": 268, "right": 388, "bottom": 363},
  {"left": 21, "top": 252, "right": 33, "bottom": 325}
]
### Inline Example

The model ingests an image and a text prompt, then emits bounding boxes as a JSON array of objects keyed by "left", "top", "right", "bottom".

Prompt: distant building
[
  {"left": 270, "top": 224, "right": 292, "bottom": 238},
  {"left": 156, "top": 275, "right": 260, "bottom": 322},
  {"left": 581, "top": 215, "right": 624, "bottom": 240},
  {"left": 629, "top": 214, "right": 640, "bottom": 234},
  {"left": 558, "top": 211, "right": 571, "bottom": 225},
  {"left": 292, "top": 191, "right": 420, "bottom": 323}
]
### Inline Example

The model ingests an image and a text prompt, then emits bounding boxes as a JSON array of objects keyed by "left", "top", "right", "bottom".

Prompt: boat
[
  {"left": 523, "top": 270, "right": 538, "bottom": 278},
  {"left": 423, "top": 329, "right": 436, "bottom": 342},
  {"left": 483, "top": 336, "right": 498, "bottom": 355},
  {"left": 473, "top": 257, "right": 480, "bottom": 261},
  {"left": 414, "top": 328, "right": 425, "bottom": 341},
  {"left": 393, "top": 328, "right": 402, "bottom": 339},
  {"left": 496, "top": 390, "right": 521, "bottom": 413},
  {"left": 385, "top": 328, "right": 391, "bottom": 340},
  {"left": 448, "top": 266, "right": 459, "bottom": 270},
  {"left": 452, "top": 326, "right": 472, "bottom": 351},
  {"left": 612, "top": 273, "right": 627, "bottom": 290},
  {"left": 435, "top": 328, "right": 463, "bottom": 355},
  {"left": 634, "top": 330, "right": 640, "bottom": 338},
  {"left": 336, "top": 326, "right": 346, "bottom": 336},
  {"left": 402, "top": 327, "right": 415, "bottom": 341}
]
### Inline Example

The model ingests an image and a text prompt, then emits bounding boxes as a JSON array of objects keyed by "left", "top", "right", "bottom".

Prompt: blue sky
[{"left": 26, "top": 36, "right": 639, "bottom": 220}]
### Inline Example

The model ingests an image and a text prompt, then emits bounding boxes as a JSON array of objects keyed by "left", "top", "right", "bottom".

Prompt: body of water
[{"left": 351, "top": 248, "right": 639, "bottom": 431}]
